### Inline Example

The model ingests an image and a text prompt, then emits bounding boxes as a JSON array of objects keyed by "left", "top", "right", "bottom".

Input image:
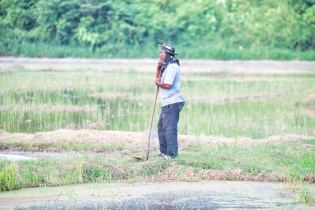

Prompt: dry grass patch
[
  {"left": 294, "top": 93, "right": 315, "bottom": 117},
  {"left": 0, "top": 130, "right": 160, "bottom": 152},
  {"left": 0, "top": 105, "right": 97, "bottom": 113},
  {"left": 87, "top": 92, "right": 134, "bottom": 99},
  {"left": 1, "top": 130, "right": 314, "bottom": 152},
  {"left": 305, "top": 94, "right": 315, "bottom": 102},
  {"left": 149, "top": 163, "right": 287, "bottom": 183}
]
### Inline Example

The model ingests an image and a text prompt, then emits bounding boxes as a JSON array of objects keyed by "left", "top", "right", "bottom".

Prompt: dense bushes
[{"left": 0, "top": 0, "right": 314, "bottom": 59}]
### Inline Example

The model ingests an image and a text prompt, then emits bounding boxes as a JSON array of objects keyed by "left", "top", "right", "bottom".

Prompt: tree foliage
[{"left": 0, "top": 0, "right": 314, "bottom": 57}]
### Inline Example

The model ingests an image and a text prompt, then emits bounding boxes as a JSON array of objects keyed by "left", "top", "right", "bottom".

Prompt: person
[{"left": 155, "top": 43, "right": 185, "bottom": 160}]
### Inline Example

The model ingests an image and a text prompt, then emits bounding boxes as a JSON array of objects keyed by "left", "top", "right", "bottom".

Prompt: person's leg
[
  {"left": 163, "top": 102, "right": 184, "bottom": 157},
  {"left": 175, "top": 102, "right": 185, "bottom": 154},
  {"left": 157, "top": 111, "right": 167, "bottom": 155}
]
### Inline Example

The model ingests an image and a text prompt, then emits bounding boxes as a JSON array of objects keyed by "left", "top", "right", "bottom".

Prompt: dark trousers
[{"left": 157, "top": 102, "right": 185, "bottom": 157}]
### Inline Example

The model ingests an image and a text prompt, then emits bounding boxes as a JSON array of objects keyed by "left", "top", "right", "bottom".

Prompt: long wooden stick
[{"left": 146, "top": 85, "right": 159, "bottom": 160}]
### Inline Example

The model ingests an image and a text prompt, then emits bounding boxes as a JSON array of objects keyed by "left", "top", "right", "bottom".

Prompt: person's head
[
  {"left": 158, "top": 43, "right": 177, "bottom": 61},
  {"left": 159, "top": 48, "right": 166, "bottom": 61}
]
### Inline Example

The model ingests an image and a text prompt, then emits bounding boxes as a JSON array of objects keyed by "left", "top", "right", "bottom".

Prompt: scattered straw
[
  {"left": 0, "top": 130, "right": 314, "bottom": 152},
  {"left": 305, "top": 94, "right": 315, "bottom": 102}
]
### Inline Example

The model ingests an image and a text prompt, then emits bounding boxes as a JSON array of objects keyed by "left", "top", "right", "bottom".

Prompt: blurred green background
[{"left": 0, "top": 0, "right": 315, "bottom": 60}]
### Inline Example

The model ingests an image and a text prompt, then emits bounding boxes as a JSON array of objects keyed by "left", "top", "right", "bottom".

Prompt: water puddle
[
  {"left": 1, "top": 181, "right": 313, "bottom": 209},
  {"left": 0, "top": 151, "right": 81, "bottom": 161},
  {"left": 12, "top": 191, "right": 305, "bottom": 209}
]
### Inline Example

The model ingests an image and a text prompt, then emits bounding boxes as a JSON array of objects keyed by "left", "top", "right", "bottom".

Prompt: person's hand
[
  {"left": 155, "top": 77, "right": 161, "bottom": 85},
  {"left": 157, "top": 59, "right": 163, "bottom": 71}
]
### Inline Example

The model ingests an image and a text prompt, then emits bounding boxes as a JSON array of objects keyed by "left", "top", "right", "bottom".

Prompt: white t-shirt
[{"left": 159, "top": 63, "right": 185, "bottom": 106}]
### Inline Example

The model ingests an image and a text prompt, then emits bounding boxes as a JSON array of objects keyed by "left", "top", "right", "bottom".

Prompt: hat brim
[{"left": 158, "top": 44, "right": 178, "bottom": 55}]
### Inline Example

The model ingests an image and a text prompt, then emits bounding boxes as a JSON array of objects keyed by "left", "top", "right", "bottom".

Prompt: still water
[{"left": 4, "top": 181, "right": 312, "bottom": 210}]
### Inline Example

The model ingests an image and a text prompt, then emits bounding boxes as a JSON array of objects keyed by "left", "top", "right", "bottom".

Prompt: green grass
[
  {"left": 1, "top": 60, "right": 315, "bottom": 205},
  {"left": 0, "top": 155, "right": 168, "bottom": 190},
  {"left": 176, "top": 141, "right": 315, "bottom": 180},
  {"left": 2, "top": 65, "right": 315, "bottom": 138},
  {"left": 180, "top": 45, "right": 315, "bottom": 61},
  {"left": 0, "top": 140, "right": 314, "bottom": 193},
  {"left": 0, "top": 164, "right": 18, "bottom": 191}
]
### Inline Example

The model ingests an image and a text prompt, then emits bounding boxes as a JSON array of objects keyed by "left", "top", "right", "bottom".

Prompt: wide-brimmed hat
[{"left": 158, "top": 43, "right": 178, "bottom": 55}]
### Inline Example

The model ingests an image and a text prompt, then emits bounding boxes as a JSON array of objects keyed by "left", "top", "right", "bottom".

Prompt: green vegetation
[
  {"left": 0, "top": 156, "right": 168, "bottom": 189},
  {"left": 1, "top": 0, "right": 315, "bottom": 59},
  {"left": 0, "top": 165, "right": 18, "bottom": 191},
  {"left": 1, "top": 64, "right": 315, "bottom": 138},
  {"left": 178, "top": 142, "right": 315, "bottom": 180},
  {"left": 0, "top": 63, "right": 314, "bottom": 205},
  {"left": 0, "top": 140, "right": 314, "bottom": 202}
]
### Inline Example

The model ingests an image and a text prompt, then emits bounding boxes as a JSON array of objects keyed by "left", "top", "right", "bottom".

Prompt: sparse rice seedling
[{"left": 1, "top": 60, "right": 315, "bottom": 139}]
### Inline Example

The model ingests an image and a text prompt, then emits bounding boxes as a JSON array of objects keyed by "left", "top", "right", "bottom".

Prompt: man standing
[{"left": 155, "top": 43, "right": 185, "bottom": 160}]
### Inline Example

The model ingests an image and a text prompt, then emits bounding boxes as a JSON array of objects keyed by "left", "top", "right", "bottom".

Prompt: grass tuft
[{"left": 0, "top": 164, "right": 18, "bottom": 191}]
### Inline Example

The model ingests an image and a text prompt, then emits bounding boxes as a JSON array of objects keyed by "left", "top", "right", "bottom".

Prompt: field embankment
[{"left": 1, "top": 129, "right": 315, "bottom": 192}]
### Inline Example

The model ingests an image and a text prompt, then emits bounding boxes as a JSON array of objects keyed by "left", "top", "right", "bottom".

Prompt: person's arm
[
  {"left": 155, "top": 60, "right": 172, "bottom": 89},
  {"left": 155, "top": 78, "right": 172, "bottom": 89}
]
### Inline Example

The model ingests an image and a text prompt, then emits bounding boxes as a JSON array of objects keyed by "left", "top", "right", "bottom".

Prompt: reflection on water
[{"left": 16, "top": 190, "right": 296, "bottom": 210}]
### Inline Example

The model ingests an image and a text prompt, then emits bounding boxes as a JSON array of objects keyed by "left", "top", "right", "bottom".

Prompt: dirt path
[{"left": 1, "top": 57, "right": 315, "bottom": 72}]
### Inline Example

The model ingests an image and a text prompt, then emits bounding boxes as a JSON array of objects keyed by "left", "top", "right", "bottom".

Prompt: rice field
[
  {"left": 1, "top": 58, "right": 315, "bottom": 139},
  {"left": 1, "top": 59, "right": 315, "bottom": 201}
]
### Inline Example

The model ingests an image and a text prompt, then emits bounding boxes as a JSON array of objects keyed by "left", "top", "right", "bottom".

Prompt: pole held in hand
[{"left": 146, "top": 85, "right": 159, "bottom": 160}]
